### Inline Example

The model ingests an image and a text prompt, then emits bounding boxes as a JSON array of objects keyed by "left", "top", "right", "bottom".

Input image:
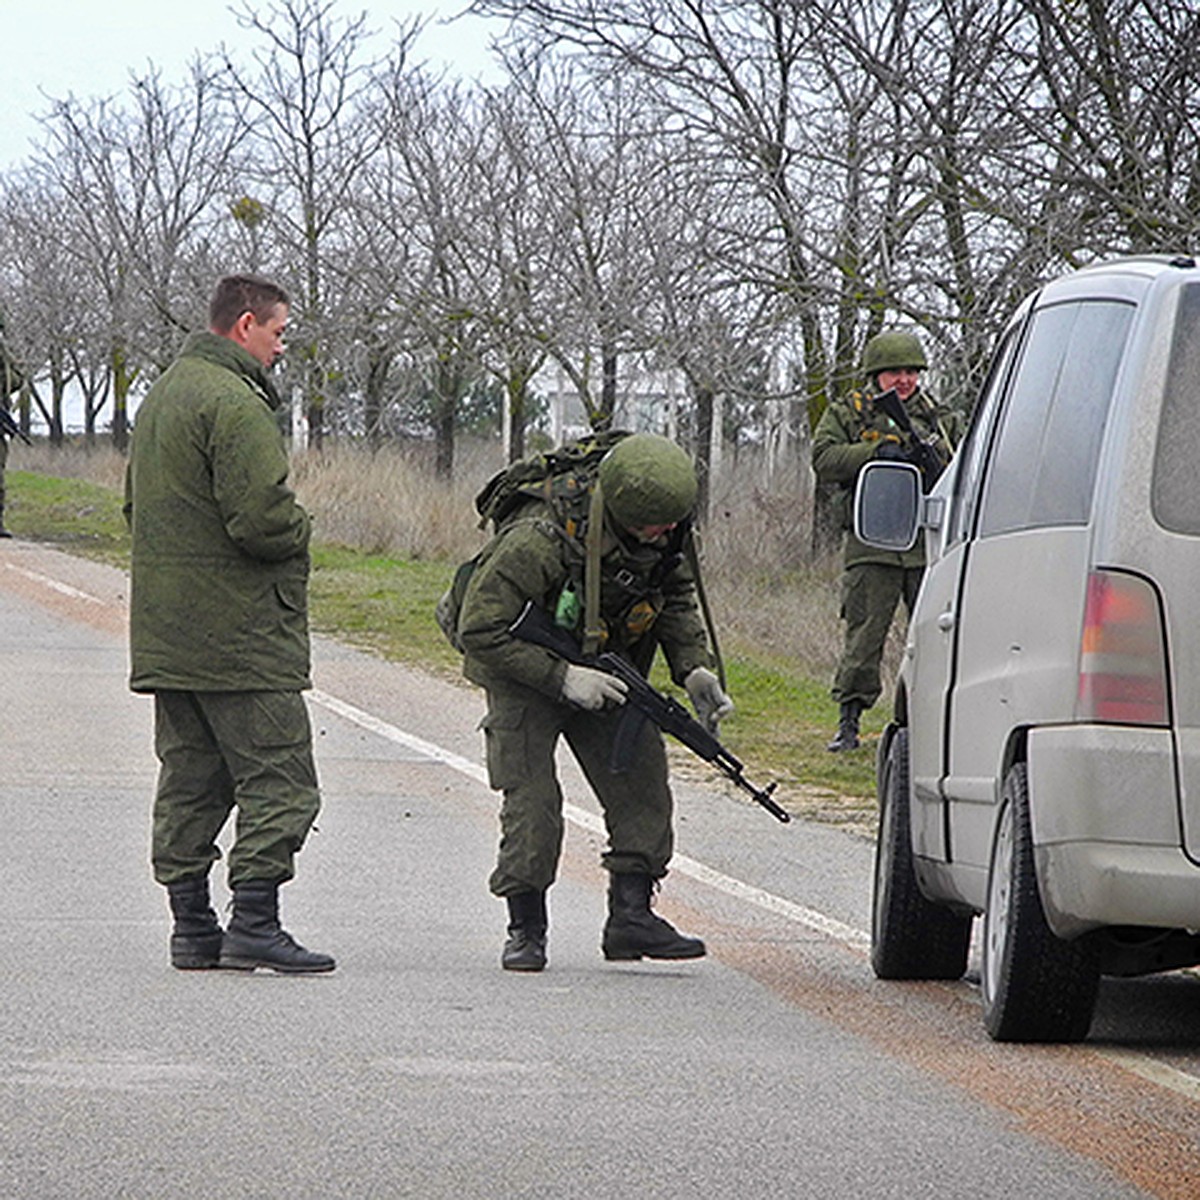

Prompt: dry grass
[
  {"left": 10, "top": 434, "right": 899, "bottom": 689},
  {"left": 10, "top": 443, "right": 128, "bottom": 492},
  {"left": 289, "top": 440, "right": 498, "bottom": 562},
  {"left": 703, "top": 453, "right": 845, "bottom": 677}
]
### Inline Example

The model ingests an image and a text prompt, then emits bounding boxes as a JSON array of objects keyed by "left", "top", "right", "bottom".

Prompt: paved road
[{"left": 1, "top": 541, "right": 1195, "bottom": 1199}]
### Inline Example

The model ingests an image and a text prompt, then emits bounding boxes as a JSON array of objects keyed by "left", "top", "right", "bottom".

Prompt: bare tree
[
  {"left": 1012, "top": 0, "right": 1200, "bottom": 256},
  {"left": 371, "top": 68, "right": 491, "bottom": 477},
  {"left": 30, "top": 61, "right": 244, "bottom": 448},
  {"left": 455, "top": 83, "right": 556, "bottom": 461},
  {"left": 222, "top": 0, "right": 400, "bottom": 444},
  {"left": 490, "top": 56, "right": 665, "bottom": 432}
]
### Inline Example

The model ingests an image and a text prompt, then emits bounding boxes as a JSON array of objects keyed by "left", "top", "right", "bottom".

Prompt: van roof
[{"left": 1074, "top": 254, "right": 1198, "bottom": 277}]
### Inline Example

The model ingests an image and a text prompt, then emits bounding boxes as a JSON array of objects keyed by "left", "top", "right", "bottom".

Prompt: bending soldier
[{"left": 457, "top": 433, "right": 733, "bottom": 972}]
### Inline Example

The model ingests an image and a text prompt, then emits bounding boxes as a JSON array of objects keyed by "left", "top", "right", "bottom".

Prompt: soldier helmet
[
  {"left": 599, "top": 433, "right": 698, "bottom": 529},
  {"left": 862, "top": 330, "right": 928, "bottom": 377}
]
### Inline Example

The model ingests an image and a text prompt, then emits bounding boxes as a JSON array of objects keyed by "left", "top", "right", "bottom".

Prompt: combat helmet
[
  {"left": 598, "top": 433, "right": 698, "bottom": 529},
  {"left": 862, "top": 330, "right": 928, "bottom": 378}
]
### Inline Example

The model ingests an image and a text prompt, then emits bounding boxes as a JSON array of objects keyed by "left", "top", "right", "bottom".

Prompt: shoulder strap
[
  {"left": 581, "top": 480, "right": 607, "bottom": 657},
  {"left": 684, "top": 525, "right": 726, "bottom": 689}
]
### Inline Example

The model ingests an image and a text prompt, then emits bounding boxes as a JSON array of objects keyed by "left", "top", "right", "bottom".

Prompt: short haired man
[{"left": 124, "top": 274, "right": 333, "bottom": 973}]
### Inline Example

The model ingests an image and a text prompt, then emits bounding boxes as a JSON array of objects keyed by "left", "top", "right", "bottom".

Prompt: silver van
[{"left": 857, "top": 254, "right": 1200, "bottom": 1042}]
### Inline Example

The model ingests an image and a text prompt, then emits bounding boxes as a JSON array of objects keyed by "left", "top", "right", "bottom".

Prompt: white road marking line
[
  {"left": 311, "top": 688, "right": 489, "bottom": 785},
  {"left": 310, "top": 686, "right": 1200, "bottom": 1105},
  {"left": 4, "top": 564, "right": 104, "bottom": 604},
  {"left": 310, "top": 687, "right": 870, "bottom": 951},
  {"left": 7, "top": 566, "right": 1192, "bottom": 1096},
  {"left": 1098, "top": 1048, "right": 1200, "bottom": 1102}
]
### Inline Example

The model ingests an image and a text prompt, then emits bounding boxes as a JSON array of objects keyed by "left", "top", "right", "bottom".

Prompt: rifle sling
[
  {"left": 581, "top": 480, "right": 606, "bottom": 657},
  {"left": 685, "top": 526, "right": 726, "bottom": 691}
]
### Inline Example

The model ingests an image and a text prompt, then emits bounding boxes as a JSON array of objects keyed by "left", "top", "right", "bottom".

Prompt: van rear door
[
  {"left": 1144, "top": 281, "right": 1200, "bottom": 863},
  {"left": 940, "top": 298, "right": 1137, "bottom": 874}
]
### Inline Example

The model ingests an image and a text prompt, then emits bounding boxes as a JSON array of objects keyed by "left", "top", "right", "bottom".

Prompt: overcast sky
[{"left": 1, "top": 0, "right": 503, "bottom": 170}]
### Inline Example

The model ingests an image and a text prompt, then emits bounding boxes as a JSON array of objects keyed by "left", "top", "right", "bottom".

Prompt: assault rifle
[
  {"left": 0, "top": 407, "right": 32, "bottom": 446},
  {"left": 873, "top": 387, "right": 943, "bottom": 485},
  {"left": 509, "top": 600, "right": 791, "bottom": 824}
]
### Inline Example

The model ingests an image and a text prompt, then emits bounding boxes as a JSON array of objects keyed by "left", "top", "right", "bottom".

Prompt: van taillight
[{"left": 1076, "top": 570, "right": 1168, "bottom": 725}]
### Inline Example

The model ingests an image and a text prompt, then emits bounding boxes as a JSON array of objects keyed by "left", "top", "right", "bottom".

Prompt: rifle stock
[{"left": 509, "top": 600, "right": 790, "bottom": 824}]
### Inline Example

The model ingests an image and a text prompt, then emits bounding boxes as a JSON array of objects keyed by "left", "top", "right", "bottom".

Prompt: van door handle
[{"left": 936, "top": 611, "right": 956, "bottom": 632}]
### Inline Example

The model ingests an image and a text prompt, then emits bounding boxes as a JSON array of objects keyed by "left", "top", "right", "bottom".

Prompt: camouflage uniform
[
  {"left": 457, "top": 433, "right": 721, "bottom": 970},
  {"left": 461, "top": 505, "right": 713, "bottom": 890},
  {"left": 813, "top": 343, "right": 960, "bottom": 747}
]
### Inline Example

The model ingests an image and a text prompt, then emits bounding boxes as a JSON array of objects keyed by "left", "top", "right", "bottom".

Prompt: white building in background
[{"left": 523, "top": 352, "right": 801, "bottom": 481}]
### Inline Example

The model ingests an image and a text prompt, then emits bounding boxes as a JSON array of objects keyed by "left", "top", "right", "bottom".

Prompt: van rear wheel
[
  {"left": 871, "top": 728, "right": 972, "bottom": 979},
  {"left": 981, "top": 762, "right": 1100, "bottom": 1042}
]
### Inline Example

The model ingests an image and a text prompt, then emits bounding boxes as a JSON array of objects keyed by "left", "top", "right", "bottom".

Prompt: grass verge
[{"left": 4, "top": 469, "right": 882, "bottom": 833}]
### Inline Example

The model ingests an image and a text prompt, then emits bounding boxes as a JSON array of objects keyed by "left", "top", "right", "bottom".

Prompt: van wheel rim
[
  {"left": 871, "top": 766, "right": 896, "bottom": 941},
  {"left": 983, "top": 803, "right": 1014, "bottom": 1004}
]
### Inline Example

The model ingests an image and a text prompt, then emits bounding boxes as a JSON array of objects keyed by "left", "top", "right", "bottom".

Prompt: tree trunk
[
  {"left": 433, "top": 355, "right": 460, "bottom": 480},
  {"left": 110, "top": 339, "right": 131, "bottom": 452}
]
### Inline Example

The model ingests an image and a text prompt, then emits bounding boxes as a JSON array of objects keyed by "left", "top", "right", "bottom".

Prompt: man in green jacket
[
  {"left": 457, "top": 433, "right": 732, "bottom": 972},
  {"left": 812, "top": 330, "right": 960, "bottom": 752},
  {"left": 125, "top": 274, "right": 333, "bottom": 974}
]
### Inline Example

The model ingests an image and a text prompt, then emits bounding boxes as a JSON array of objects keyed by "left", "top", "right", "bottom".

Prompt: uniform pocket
[
  {"left": 480, "top": 703, "right": 529, "bottom": 791},
  {"left": 273, "top": 579, "right": 307, "bottom": 614}
]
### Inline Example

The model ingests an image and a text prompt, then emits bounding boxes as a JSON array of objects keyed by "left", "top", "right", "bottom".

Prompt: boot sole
[
  {"left": 603, "top": 945, "right": 707, "bottom": 961},
  {"left": 218, "top": 956, "right": 336, "bottom": 974}
]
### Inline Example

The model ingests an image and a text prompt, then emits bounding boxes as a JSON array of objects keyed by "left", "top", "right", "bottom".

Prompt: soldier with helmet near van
[
  {"left": 812, "top": 331, "right": 961, "bottom": 752},
  {"left": 455, "top": 432, "right": 732, "bottom": 973}
]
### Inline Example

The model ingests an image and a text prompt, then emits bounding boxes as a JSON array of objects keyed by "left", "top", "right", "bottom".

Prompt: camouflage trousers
[
  {"left": 150, "top": 690, "right": 321, "bottom": 887},
  {"left": 831, "top": 562, "right": 924, "bottom": 710},
  {"left": 481, "top": 683, "right": 674, "bottom": 896}
]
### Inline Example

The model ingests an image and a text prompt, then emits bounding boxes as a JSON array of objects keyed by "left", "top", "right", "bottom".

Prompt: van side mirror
[{"left": 853, "top": 460, "right": 922, "bottom": 552}]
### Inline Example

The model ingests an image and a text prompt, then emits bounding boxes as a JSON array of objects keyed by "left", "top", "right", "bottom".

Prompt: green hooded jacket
[{"left": 124, "top": 331, "right": 311, "bottom": 692}]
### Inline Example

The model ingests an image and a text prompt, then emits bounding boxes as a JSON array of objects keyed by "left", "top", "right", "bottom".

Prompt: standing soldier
[
  {"left": 456, "top": 432, "right": 733, "bottom": 972},
  {"left": 125, "top": 274, "right": 334, "bottom": 974},
  {"left": 812, "top": 330, "right": 960, "bottom": 752},
  {"left": 0, "top": 315, "right": 26, "bottom": 539}
]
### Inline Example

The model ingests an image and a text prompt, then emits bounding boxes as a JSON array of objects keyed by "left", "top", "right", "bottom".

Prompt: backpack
[
  {"left": 435, "top": 430, "right": 632, "bottom": 654},
  {"left": 434, "top": 430, "right": 725, "bottom": 684}
]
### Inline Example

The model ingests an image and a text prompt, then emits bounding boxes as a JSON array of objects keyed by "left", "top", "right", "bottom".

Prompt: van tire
[
  {"left": 871, "top": 728, "right": 972, "bottom": 980},
  {"left": 981, "top": 763, "right": 1100, "bottom": 1042}
]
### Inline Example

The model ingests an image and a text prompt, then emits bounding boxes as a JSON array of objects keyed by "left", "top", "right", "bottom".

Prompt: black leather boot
[
  {"left": 602, "top": 874, "right": 706, "bottom": 961},
  {"left": 502, "top": 891, "right": 548, "bottom": 972},
  {"left": 166, "top": 876, "right": 223, "bottom": 970},
  {"left": 826, "top": 700, "right": 863, "bottom": 752},
  {"left": 218, "top": 881, "right": 335, "bottom": 974}
]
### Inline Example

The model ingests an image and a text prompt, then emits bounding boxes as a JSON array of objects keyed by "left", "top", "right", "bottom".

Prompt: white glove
[
  {"left": 561, "top": 664, "right": 629, "bottom": 711},
  {"left": 685, "top": 667, "right": 734, "bottom": 733}
]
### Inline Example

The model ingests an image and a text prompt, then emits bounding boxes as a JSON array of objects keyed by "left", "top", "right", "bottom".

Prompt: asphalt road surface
[{"left": 2, "top": 540, "right": 1199, "bottom": 1199}]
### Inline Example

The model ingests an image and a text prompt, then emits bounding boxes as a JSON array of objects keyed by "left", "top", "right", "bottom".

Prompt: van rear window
[
  {"left": 1152, "top": 284, "right": 1200, "bottom": 534},
  {"left": 978, "top": 300, "right": 1133, "bottom": 536}
]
